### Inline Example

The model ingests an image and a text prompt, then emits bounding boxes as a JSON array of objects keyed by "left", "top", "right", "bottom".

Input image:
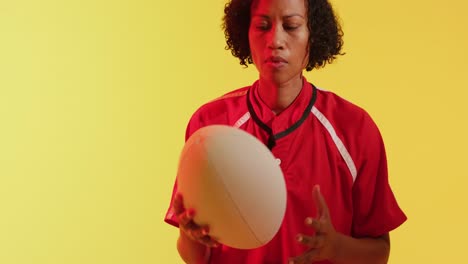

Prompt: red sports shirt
[{"left": 165, "top": 78, "right": 407, "bottom": 264}]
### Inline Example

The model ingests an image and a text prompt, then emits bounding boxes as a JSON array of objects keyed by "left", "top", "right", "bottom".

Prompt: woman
[{"left": 165, "top": 0, "right": 407, "bottom": 263}]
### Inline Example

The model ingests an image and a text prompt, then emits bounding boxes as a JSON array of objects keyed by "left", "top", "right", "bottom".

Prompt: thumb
[{"left": 312, "top": 185, "right": 330, "bottom": 219}]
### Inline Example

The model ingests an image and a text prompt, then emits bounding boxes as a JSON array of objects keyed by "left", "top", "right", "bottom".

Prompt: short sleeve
[
  {"left": 164, "top": 181, "right": 180, "bottom": 227},
  {"left": 163, "top": 110, "right": 205, "bottom": 228},
  {"left": 352, "top": 113, "right": 407, "bottom": 237}
]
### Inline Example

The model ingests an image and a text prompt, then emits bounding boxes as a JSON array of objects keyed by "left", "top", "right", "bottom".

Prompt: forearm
[
  {"left": 177, "top": 230, "right": 210, "bottom": 264},
  {"left": 331, "top": 233, "right": 390, "bottom": 264}
]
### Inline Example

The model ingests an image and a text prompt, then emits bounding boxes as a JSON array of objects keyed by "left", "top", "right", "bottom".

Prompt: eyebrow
[{"left": 251, "top": 13, "right": 305, "bottom": 19}]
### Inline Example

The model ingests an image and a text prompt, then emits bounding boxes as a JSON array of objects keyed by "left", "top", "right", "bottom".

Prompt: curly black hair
[{"left": 222, "top": 0, "right": 344, "bottom": 71}]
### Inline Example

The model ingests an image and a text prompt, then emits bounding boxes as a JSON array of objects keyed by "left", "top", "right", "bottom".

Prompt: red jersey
[{"left": 165, "top": 78, "right": 407, "bottom": 264}]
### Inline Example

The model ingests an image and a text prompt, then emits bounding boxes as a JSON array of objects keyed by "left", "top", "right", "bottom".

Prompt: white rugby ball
[{"left": 177, "top": 125, "right": 287, "bottom": 249}]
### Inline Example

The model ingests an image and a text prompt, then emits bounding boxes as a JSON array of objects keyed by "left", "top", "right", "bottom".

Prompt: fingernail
[
  {"left": 202, "top": 227, "right": 209, "bottom": 235},
  {"left": 296, "top": 234, "right": 303, "bottom": 242},
  {"left": 187, "top": 209, "right": 195, "bottom": 217},
  {"left": 289, "top": 260, "right": 295, "bottom": 264},
  {"left": 305, "top": 217, "right": 313, "bottom": 225}
]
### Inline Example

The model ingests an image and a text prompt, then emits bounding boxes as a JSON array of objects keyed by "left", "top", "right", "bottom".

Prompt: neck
[{"left": 257, "top": 76, "right": 303, "bottom": 114}]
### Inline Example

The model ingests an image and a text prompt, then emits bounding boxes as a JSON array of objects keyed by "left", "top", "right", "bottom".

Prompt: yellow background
[{"left": 0, "top": 0, "right": 466, "bottom": 263}]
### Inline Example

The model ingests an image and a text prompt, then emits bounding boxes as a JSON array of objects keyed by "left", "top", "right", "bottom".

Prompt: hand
[
  {"left": 289, "top": 185, "right": 340, "bottom": 264},
  {"left": 173, "top": 193, "right": 220, "bottom": 248}
]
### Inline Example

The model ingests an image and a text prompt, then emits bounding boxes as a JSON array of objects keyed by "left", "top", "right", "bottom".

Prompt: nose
[{"left": 267, "top": 24, "right": 285, "bottom": 50}]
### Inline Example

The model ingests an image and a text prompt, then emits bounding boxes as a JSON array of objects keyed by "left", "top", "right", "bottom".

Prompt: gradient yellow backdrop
[{"left": 1, "top": 0, "right": 466, "bottom": 263}]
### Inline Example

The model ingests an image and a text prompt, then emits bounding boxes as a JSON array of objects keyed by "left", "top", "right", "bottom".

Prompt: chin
[{"left": 261, "top": 72, "right": 294, "bottom": 85}]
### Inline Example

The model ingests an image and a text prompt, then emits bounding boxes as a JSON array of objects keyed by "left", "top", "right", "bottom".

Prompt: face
[{"left": 249, "top": 0, "right": 310, "bottom": 85}]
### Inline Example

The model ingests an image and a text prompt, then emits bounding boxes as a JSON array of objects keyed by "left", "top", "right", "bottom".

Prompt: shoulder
[
  {"left": 185, "top": 85, "right": 250, "bottom": 140},
  {"left": 312, "top": 87, "right": 384, "bottom": 165},
  {"left": 313, "top": 87, "right": 379, "bottom": 136},
  {"left": 210, "top": 86, "right": 250, "bottom": 102},
  {"left": 192, "top": 86, "right": 249, "bottom": 120},
  {"left": 311, "top": 86, "right": 388, "bottom": 183}
]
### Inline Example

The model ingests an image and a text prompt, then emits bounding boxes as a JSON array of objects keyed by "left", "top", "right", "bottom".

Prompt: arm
[
  {"left": 290, "top": 185, "right": 391, "bottom": 264},
  {"left": 173, "top": 194, "right": 219, "bottom": 264},
  {"left": 331, "top": 233, "right": 390, "bottom": 264},
  {"left": 177, "top": 229, "right": 210, "bottom": 264}
]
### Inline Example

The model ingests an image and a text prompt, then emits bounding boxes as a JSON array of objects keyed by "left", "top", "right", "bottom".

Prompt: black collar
[{"left": 246, "top": 83, "right": 317, "bottom": 150}]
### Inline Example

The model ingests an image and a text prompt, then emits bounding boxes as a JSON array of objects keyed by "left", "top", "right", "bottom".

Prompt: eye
[
  {"left": 284, "top": 24, "right": 299, "bottom": 31},
  {"left": 255, "top": 22, "right": 270, "bottom": 31}
]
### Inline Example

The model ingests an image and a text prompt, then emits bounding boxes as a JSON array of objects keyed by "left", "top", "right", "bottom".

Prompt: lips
[
  {"left": 266, "top": 56, "right": 287, "bottom": 63},
  {"left": 264, "top": 56, "right": 288, "bottom": 69}
]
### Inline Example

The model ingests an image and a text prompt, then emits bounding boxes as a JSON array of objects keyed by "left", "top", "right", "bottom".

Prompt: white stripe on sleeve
[
  {"left": 311, "top": 106, "right": 357, "bottom": 182},
  {"left": 233, "top": 112, "right": 251, "bottom": 128}
]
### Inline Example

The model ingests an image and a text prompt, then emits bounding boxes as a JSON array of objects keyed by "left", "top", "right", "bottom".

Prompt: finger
[
  {"left": 172, "top": 193, "right": 185, "bottom": 215},
  {"left": 178, "top": 209, "right": 196, "bottom": 227},
  {"left": 304, "top": 217, "right": 321, "bottom": 233},
  {"left": 296, "top": 233, "right": 324, "bottom": 249},
  {"left": 189, "top": 225, "right": 210, "bottom": 239},
  {"left": 312, "top": 185, "right": 330, "bottom": 219},
  {"left": 196, "top": 226, "right": 220, "bottom": 247},
  {"left": 185, "top": 226, "right": 204, "bottom": 240},
  {"left": 198, "top": 235, "right": 221, "bottom": 248},
  {"left": 288, "top": 249, "right": 319, "bottom": 264}
]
